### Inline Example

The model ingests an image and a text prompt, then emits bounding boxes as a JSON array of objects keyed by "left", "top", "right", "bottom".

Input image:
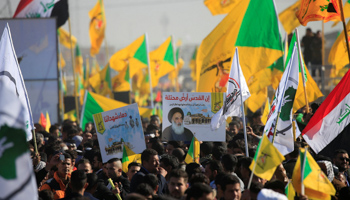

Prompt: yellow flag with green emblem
[
  {"left": 185, "top": 137, "right": 200, "bottom": 164},
  {"left": 122, "top": 144, "right": 141, "bottom": 173},
  {"left": 197, "top": 0, "right": 283, "bottom": 92},
  {"left": 292, "top": 148, "right": 336, "bottom": 200},
  {"left": 150, "top": 36, "right": 176, "bottom": 88},
  {"left": 109, "top": 34, "right": 149, "bottom": 79},
  {"left": 249, "top": 134, "right": 285, "bottom": 180}
]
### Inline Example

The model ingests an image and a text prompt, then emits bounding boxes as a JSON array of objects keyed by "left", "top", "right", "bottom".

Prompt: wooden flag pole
[
  {"left": 68, "top": 18, "right": 80, "bottom": 124},
  {"left": 339, "top": 0, "right": 350, "bottom": 64},
  {"left": 295, "top": 29, "right": 309, "bottom": 113},
  {"left": 32, "top": 129, "right": 38, "bottom": 154}
]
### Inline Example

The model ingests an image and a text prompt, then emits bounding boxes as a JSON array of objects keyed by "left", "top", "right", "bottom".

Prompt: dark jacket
[{"left": 130, "top": 166, "right": 167, "bottom": 195}]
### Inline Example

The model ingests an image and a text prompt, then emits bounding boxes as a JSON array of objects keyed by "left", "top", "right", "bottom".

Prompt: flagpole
[
  {"left": 58, "top": 44, "right": 65, "bottom": 121},
  {"left": 295, "top": 29, "right": 309, "bottom": 113},
  {"left": 68, "top": 18, "right": 80, "bottom": 124},
  {"left": 171, "top": 35, "right": 179, "bottom": 92},
  {"left": 339, "top": 0, "right": 350, "bottom": 64},
  {"left": 283, "top": 32, "right": 288, "bottom": 67},
  {"left": 300, "top": 147, "right": 308, "bottom": 195},
  {"left": 145, "top": 33, "right": 154, "bottom": 108},
  {"left": 247, "top": 136, "right": 264, "bottom": 189},
  {"left": 85, "top": 55, "right": 90, "bottom": 89}
]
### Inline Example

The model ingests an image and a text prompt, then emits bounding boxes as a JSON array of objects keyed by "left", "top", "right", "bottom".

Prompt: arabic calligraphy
[
  {"left": 337, "top": 104, "right": 350, "bottom": 124},
  {"left": 165, "top": 93, "right": 210, "bottom": 102},
  {"left": 104, "top": 112, "right": 128, "bottom": 122}
]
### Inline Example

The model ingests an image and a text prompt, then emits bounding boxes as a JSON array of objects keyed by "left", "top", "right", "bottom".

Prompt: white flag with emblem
[
  {"left": 263, "top": 43, "right": 299, "bottom": 155},
  {"left": 0, "top": 24, "right": 34, "bottom": 141},
  {"left": 211, "top": 48, "right": 250, "bottom": 130},
  {"left": 0, "top": 77, "right": 38, "bottom": 199}
]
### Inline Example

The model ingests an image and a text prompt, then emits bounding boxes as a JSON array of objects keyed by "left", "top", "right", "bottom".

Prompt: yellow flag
[
  {"left": 204, "top": 0, "right": 240, "bottom": 16},
  {"left": 293, "top": 65, "right": 323, "bottom": 111},
  {"left": 185, "top": 137, "right": 200, "bottom": 164},
  {"left": 89, "top": 65, "right": 112, "bottom": 97},
  {"left": 196, "top": 0, "right": 282, "bottom": 92},
  {"left": 249, "top": 134, "right": 285, "bottom": 180},
  {"left": 328, "top": 21, "right": 350, "bottom": 72},
  {"left": 150, "top": 36, "right": 176, "bottom": 88},
  {"left": 64, "top": 110, "right": 77, "bottom": 121},
  {"left": 292, "top": 148, "right": 336, "bottom": 200},
  {"left": 112, "top": 65, "right": 130, "bottom": 92},
  {"left": 296, "top": 0, "right": 341, "bottom": 26},
  {"left": 109, "top": 34, "right": 148, "bottom": 79},
  {"left": 261, "top": 98, "right": 270, "bottom": 125},
  {"left": 279, "top": 1, "right": 301, "bottom": 34},
  {"left": 246, "top": 88, "right": 267, "bottom": 113},
  {"left": 45, "top": 112, "right": 51, "bottom": 133},
  {"left": 58, "top": 27, "right": 77, "bottom": 49},
  {"left": 332, "top": 1, "right": 350, "bottom": 26},
  {"left": 89, "top": 0, "right": 106, "bottom": 56},
  {"left": 122, "top": 144, "right": 141, "bottom": 173}
]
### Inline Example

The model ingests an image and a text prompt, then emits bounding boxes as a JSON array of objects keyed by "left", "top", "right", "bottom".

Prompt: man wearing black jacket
[
  {"left": 106, "top": 158, "right": 130, "bottom": 200},
  {"left": 130, "top": 149, "right": 167, "bottom": 195}
]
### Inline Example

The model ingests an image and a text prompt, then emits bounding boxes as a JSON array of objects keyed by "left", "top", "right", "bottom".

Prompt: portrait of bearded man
[{"left": 162, "top": 107, "right": 193, "bottom": 141}]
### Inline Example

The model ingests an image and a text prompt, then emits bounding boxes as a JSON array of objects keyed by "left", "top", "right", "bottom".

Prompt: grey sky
[{"left": 0, "top": 0, "right": 344, "bottom": 52}]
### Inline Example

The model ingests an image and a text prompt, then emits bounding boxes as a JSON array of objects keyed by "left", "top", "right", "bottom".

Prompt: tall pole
[
  {"left": 68, "top": 18, "right": 80, "bottom": 124},
  {"left": 295, "top": 29, "right": 309, "bottom": 113},
  {"left": 145, "top": 33, "right": 154, "bottom": 108},
  {"left": 339, "top": 0, "right": 350, "bottom": 63}
]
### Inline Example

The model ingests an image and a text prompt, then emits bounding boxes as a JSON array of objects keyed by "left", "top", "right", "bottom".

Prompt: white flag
[
  {"left": 264, "top": 44, "right": 299, "bottom": 155},
  {"left": 13, "top": 0, "right": 59, "bottom": 18},
  {"left": 0, "top": 24, "right": 34, "bottom": 141},
  {"left": 211, "top": 48, "right": 250, "bottom": 130},
  {"left": 0, "top": 77, "right": 38, "bottom": 199}
]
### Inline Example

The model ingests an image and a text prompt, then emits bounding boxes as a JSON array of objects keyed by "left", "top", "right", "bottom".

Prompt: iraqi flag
[
  {"left": 13, "top": 0, "right": 68, "bottom": 27},
  {"left": 303, "top": 68, "right": 350, "bottom": 154}
]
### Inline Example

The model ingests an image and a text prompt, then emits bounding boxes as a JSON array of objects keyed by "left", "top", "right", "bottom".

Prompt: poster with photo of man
[
  {"left": 162, "top": 92, "right": 225, "bottom": 142},
  {"left": 93, "top": 103, "right": 146, "bottom": 162}
]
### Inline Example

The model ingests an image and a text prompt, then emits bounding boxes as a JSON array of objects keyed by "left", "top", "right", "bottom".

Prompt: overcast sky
[{"left": 0, "top": 0, "right": 344, "bottom": 51}]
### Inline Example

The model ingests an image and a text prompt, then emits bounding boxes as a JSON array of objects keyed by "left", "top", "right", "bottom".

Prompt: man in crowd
[
  {"left": 168, "top": 169, "right": 189, "bottom": 199},
  {"left": 106, "top": 158, "right": 130, "bottom": 199},
  {"left": 41, "top": 153, "right": 72, "bottom": 199},
  {"left": 333, "top": 149, "right": 350, "bottom": 186},
  {"left": 126, "top": 162, "right": 141, "bottom": 181},
  {"left": 130, "top": 149, "right": 167, "bottom": 195}
]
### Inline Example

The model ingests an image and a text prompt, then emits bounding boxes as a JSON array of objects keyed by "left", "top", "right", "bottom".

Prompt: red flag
[
  {"left": 302, "top": 70, "right": 350, "bottom": 153},
  {"left": 38, "top": 112, "right": 47, "bottom": 130},
  {"left": 155, "top": 90, "right": 162, "bottom": 102}
]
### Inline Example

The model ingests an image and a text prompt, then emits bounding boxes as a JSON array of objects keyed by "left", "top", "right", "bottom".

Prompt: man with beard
[
  {"left": 333, "top": 149, "right": 350, "bottom": 186},
  {"left": 163, "top": 107, "right": 193, "bottom": 141},
  {"left": 168, "top": 169, "right": 189, "bottom": 199}
]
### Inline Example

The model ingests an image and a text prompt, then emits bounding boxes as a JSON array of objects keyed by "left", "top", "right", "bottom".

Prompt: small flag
[
  {"left": 211, "top": 48, "right": 250, "bottom": 130},
  {"left": 249, "top": 134, "right": 285, "bottom": 180},
  {"left": 328, "top": 21, "right": 350, "bottom": 72},
  {"left": 38, "top": 112, "right": 46, "bottom": 130},
  {"left": 261, "top": 98, "right": 270, "bottom": 125},
  {"left": 185, "top": 137, "right": 200, "bottom": 164},
  {"left": 45, "top": 112, "right": 51, "bottom": 133},
  {"left": 204, "top": 0, "right": 240, "bottom": 16},
  {"left": 285, "top": 181, "right": 296, "bottom": 200},
  {"left": 58, "top": 27, "right": 77, "bottom": 49},
  {"left": 279, "top": 1, "right": 301, "bottom": 34},
  {"left": 292, "top": 148, "right": 336, "bottom": 199},
  {"left": 89, "top": 0, "right": 106, "bottom": 56},
  {"left": 122, "top": 144, "right": 141, "bottom": 173}
]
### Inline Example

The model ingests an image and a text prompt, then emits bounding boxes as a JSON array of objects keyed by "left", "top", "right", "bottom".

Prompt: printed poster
[
  {"left": 162, "top": 92, "right": 225, "bottom": 142},
  {"left": 93, "top": 103, "right": 146, "bottom": 163}
]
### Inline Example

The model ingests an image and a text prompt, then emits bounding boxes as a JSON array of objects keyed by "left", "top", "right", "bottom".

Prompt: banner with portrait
[
  {"left": 162, "top": 92, "right": 226, "bottom": 142},
  {"left": 93, "top": 103, "right": 146, "bottom": 162}
]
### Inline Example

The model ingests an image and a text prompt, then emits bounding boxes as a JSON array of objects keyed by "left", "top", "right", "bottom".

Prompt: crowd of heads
[{"left": 30, "top": 105, "right": 350, "bottom": 200}]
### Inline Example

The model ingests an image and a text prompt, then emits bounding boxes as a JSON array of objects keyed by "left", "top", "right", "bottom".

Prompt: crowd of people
[{"left": 30, "top": 103, "right": 350, "bottom": 200}]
